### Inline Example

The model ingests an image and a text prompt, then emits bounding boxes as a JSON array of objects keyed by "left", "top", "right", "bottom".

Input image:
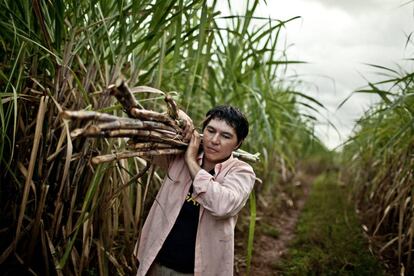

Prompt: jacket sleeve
[{"left": 192, "top": 163, "right": 255, "bottom": 218}]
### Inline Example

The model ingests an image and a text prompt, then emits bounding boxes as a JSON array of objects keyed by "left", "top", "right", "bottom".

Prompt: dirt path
[{"left": 235, "top": 171, "right": 316, "bottom": 275}]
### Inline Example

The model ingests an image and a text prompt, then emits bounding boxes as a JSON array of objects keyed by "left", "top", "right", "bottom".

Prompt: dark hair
[{"left": 202, "top": 105, "right": 249, "bottom": 143}]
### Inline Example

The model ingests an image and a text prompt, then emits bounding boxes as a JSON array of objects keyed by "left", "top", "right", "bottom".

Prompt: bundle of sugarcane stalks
[{"left": 61, "top": 81, "right": 259, "bottom": 165}]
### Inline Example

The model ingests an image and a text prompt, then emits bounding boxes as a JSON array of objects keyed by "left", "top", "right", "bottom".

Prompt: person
[{"left": 134, "top": 105, "right": 256, "bottom": 275}]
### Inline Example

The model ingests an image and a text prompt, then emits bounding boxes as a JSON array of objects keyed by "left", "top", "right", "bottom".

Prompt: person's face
[{"left": 202, "top": 118, "right": 241, "bottom": 165}]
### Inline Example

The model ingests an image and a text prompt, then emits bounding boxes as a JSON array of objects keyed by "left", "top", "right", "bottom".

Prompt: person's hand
[
  {"left": 185, "top": 130, "right": 202, "bottom": 178},
  {"left": 177, "top": 109, "right": 194, "bottom": 142},
  {"left": 185, "top": 130, "right": 201, "bottom": 162}
]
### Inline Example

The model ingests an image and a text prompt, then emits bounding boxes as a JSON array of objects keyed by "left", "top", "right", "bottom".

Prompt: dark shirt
[{"left": 156, "top": 169, "right": 214, "bottom": 273}]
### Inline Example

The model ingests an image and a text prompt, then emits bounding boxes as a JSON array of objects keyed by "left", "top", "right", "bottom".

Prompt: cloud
[
  {"left": 305, "top": 0, "right": 407, "bottom": 15},
  {"left": 255, "top": 0, "right": 412, "bottom": 148}
]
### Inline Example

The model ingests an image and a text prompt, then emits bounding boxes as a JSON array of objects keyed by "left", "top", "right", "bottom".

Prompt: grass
[
  {"left": 260, "top": 222, "right": 280, "bottom": 239},
  {"left": 277, "top": 172, "right": 386, "bottom": 276}
]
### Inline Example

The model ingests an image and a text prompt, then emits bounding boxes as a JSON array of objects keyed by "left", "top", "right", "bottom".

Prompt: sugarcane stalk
[
  {"left": 164, "top": 94, "right": 179, "bottom": 120},
  {"left": 129, "top": 136, "right": 188, "bottom": 147},
  {"left": 62, "top": 110, "right": 179, "bottom": 134},
  {"left": 72, "top": 128, "right": 182, "bottom": 139},
  {"left": 93, "top": 119, "right": 176, "bottom": 132},
  {"left": 72, "top": 127, "right": 187, "bottom": 147},
  {"left": 108, "top": 80, "right": 140, "bottom": 116},
  {"left": 130, "top": 107, "right": 179, "bottom": 130},
  {"left": 127, "top": 142, "right": 176, "bottom": 150},
  {"left": 92, "top": 149, "right": 185, "bottom": 164},
  {"left": 61, "top": 110, "right": 120, "bottom": 122},
  {"left": 233, "top": 150, "right": 260, "bottom": 163},
  {"left": 113, "top": 129, "right": 182, "bottom": 140}
]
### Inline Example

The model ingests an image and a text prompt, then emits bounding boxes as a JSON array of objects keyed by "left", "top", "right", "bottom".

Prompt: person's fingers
[
  {"left": 184, "top": 132, "right": 191, "bottom": 143},
  {"left": 182, "top": 120, "right": 188, "bottom": 134},
  {"left": 181, "top": 122, "right": 188, "bottom": 141},
  {"left": 179, "top": 116, "right": 194, "bottom": 141},
  {"left": 190, "top": 132, "right": 196, "bottom": 145},
  {"left": 184, "top": 123, "right": 190, "bottom": 134},
  {"left": 183, "top": 123, "right": 196, "bottom": 142},
  {"left": 191, "top": 130, "right": 200, "bottom": 146},
  {"left": 186, "top": 120, "right": 193, "bottom": 132}
]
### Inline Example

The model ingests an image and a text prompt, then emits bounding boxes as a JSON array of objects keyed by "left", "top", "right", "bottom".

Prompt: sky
[{"left": 233, "top": 0, "right": 413, "bottom": 149}]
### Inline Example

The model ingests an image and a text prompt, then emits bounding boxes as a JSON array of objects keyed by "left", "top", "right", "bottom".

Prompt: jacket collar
[{"left": 197, "top": 152, "right": 235, "bottom": 175}]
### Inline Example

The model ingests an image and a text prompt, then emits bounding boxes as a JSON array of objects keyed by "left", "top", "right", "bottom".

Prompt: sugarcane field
[{"left": 1, "top": 1, "right": 413, "bottom": 275}]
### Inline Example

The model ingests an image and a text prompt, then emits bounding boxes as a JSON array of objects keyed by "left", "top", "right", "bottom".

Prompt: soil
[{"left": 234, "top": 170, "right": 316, "bottom": 275}]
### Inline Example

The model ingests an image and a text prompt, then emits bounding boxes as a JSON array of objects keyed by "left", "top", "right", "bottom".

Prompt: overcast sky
[{"left": 249, "top": 0, "right": 413, "bottom": 149}]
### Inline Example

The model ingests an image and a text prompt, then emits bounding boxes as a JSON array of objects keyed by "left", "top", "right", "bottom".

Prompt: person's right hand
[
  {"left": 177, "top": 109, "right": 194, "bottom": 142},
  {"left": 184, "top": 130, "right": 202, "bottom": 179}
]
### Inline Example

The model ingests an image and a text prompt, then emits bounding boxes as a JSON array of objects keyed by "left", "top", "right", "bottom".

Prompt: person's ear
[{"left": 234, "top": 140, "right": 243, "bottom": 150}]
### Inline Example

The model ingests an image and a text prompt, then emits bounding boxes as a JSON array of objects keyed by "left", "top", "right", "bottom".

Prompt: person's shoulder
[
  {"left": 169, "top": 153, "right": 185, "bottom": 166},
  {"left": 159, "top": 153, "right": 186, "bottom": 172},
  {"left": 231, "top": 157, "right": 255, "bottom": 174}
]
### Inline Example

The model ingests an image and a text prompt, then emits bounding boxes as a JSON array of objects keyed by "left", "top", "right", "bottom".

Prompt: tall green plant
[
  {"left": 342, "top": 62, "right": 414, "bottom": 274},
  {"left": 0, "top": 0, "right": 323, "bottom": 274}
]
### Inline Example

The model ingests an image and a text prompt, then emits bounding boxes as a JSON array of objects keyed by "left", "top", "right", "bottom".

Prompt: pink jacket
[{"left": 134, "top": 153, "right": 255, "bottom": 275}]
